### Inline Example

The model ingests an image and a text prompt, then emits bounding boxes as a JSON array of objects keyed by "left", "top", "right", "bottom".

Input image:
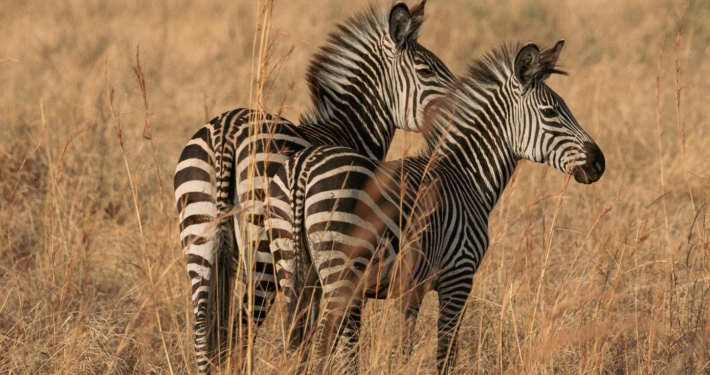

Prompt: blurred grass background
[{"left": 1, "top": 0, "right": 709, "bottom": 373}]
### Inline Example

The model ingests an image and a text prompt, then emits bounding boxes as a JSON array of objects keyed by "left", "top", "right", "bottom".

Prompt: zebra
[
  {"left": 173, "top": 1, "right": 455, "bottom": 372},
  {"left": 265, "top": 40, "right": 605, "bottom": 373}
]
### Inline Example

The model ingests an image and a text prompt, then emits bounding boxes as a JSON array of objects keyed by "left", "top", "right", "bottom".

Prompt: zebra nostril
[
  {"left": 575, "top": 141, "right": 605, "bottom": 183},
  {"left": 583, "top": 142, "right": 604, "bottom": 171}
]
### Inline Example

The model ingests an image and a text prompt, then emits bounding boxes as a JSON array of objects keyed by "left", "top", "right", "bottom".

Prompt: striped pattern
[
  {"left": 265, "top": 40, "right": 605, "bottom": 373},
  {"left": 173, "top": 1, "right": 454, "bottom": 373}
]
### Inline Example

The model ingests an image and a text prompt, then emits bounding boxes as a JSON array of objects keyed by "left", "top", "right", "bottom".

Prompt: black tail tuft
[{"left": 204, "top": 215, "right": 237, "bottom": 369}]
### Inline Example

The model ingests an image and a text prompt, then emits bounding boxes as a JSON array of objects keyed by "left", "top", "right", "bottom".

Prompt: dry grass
[{"left": 1, "top": 0, "right": 709, "bottom": 373}]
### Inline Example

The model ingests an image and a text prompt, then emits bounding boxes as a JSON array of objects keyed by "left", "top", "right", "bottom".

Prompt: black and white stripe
[
  {"left": 265, "top": 40, "right": 605, "bottom": 373},
  {"left": 173, "top": 1, "right": 454, "bottom": 372}
]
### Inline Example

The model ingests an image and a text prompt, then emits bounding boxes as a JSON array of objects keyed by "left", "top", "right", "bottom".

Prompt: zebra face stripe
[
  {"left": 514, "top": 84, "right": 604, "bottom": 183},
  {"left": 393, "top": 41, "right": 455, "bottom": 132}
]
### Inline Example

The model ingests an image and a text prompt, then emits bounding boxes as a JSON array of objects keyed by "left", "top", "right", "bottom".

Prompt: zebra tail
[
  {"left": 287, "top": 162, "right": 306, "bottom": 341},
  {"left": 204, "top": 207, "right": 237, "bottom": 366},
  {"left": 289, "top": 155, "right": 321, "bottom": 348},
  {"left": 204, "top": 120, "right": 239, "bottom": 368}
]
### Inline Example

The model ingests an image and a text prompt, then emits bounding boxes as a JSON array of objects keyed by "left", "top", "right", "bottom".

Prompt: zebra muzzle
[{"left": 573, "top": 141, "right": 605, "bottom": 184}]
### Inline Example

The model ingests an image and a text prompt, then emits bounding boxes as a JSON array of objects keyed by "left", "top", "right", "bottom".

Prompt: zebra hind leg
[
  {"left": 234, "top": 234, "right": 279, "bottom": 370},
  {"left": 333, "top": 302, "right": 362, "bottom": 374},
  {"left": 309, "top": 288, "right": 363, "bottom": 375}
]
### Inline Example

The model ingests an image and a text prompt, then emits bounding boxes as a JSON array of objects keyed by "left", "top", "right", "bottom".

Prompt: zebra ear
[
  {"left": 538, "top": 39, "right": 565, "bottom": 81},
  {"left": 389, "top": 1, "right": 425, "bottom": 49},
  {"left": 549, "top": 39, "right": 565, "bottom": 68},
  {"left": 407, "top": 0, "right": 426, "bottom": 40},
  {"left": 514, "top": 43, "right": 540, "bottom": 86}
]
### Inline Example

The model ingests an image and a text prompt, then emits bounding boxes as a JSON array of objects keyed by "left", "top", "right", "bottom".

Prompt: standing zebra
[
  {"left": 266, "top": 40, "right": 605, "bottom": 373},
  {"left": 173, "top": 1, "right": 454, "bottom": 372}
]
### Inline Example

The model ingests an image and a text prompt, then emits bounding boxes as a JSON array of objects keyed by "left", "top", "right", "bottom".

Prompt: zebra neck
[
  {"left": 296, "top": 7, "right": 400, "bottom": 162},
  {"left": 434, "top": 143, "right": 516, "bottom": 213},
  {"left": 425, "top": 97, "right": 518, "bottom": 212}
]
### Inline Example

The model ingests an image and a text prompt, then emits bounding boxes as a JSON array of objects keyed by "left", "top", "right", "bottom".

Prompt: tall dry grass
[{"left": 1, "top": 0, "right": 709, "bottom": 373}]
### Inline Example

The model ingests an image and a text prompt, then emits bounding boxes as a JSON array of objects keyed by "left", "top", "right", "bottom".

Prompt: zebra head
[
  {"left": 388, "top": 1, "right": 455, "bottom": 132},
  {"left": 510, "top": 40, "right": 605, "bottom": 184},
  {"left": 300, "top": 0, "right": 454, "bottom": 160}
]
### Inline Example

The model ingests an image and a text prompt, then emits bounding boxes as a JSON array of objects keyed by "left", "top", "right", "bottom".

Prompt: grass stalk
[
  {"left": 673, "top": 1, "right": 695, "bottom": 216},
  {"left": 103, "top": 62, "right": 175, "bottom": 375}
]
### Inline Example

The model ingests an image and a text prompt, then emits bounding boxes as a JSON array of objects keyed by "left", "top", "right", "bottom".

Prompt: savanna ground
[{"left": 1, "top": 0, "right": 709, "bottom": 373}]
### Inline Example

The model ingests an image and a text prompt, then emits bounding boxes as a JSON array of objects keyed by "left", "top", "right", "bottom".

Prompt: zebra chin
[{"left": 572, "top": 141, "right": 605, "bottom": 184}]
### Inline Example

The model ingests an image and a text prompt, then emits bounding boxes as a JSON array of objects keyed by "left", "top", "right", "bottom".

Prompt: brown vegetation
[{"left": 1, "top": 0, "right": 709, "bottom": 373}]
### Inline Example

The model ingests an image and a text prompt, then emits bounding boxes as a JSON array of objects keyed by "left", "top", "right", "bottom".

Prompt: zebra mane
[
  {"left": 420, "top": 42, "right": 566, "bottom": 157},
  {"left": 299, "top": 4, "right": 389, "bottom": 125},
  {"left": 465, "top": 42, "right": 566, "bottom": 91},
  {"left": 464, "top": 43, "right": 520, "bottom": 91}
]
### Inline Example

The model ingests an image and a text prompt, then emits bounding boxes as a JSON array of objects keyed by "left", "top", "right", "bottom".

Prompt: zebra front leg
[
  {"left": 400, "top": 298, "right": 422, "bottom": 360},
  {"left": 435, "top": 290, "right": 469, "bottom": 375},
  {"left": 388, "top": 287, "right": 424, "bottom": 369}
]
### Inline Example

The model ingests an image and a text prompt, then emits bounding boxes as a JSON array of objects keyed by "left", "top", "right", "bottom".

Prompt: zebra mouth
[
  {"left": 573, "top": 141, "right": 605, "bottom": 184},
  {"left": 573, "top": 165, "right": 602, "bottom": 184}
]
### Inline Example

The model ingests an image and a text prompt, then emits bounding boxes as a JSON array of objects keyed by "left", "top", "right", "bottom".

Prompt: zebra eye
[
  {"left": 417, "top": 68, "right": 435, "bottom": 78},
  {"left": 541, "top": 108, "right": 558, "bottom": 117}
]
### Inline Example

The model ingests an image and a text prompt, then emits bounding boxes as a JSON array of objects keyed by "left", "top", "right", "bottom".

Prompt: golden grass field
[{"left": 1, "top": 0, "right": 710, "bottom": 373}]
